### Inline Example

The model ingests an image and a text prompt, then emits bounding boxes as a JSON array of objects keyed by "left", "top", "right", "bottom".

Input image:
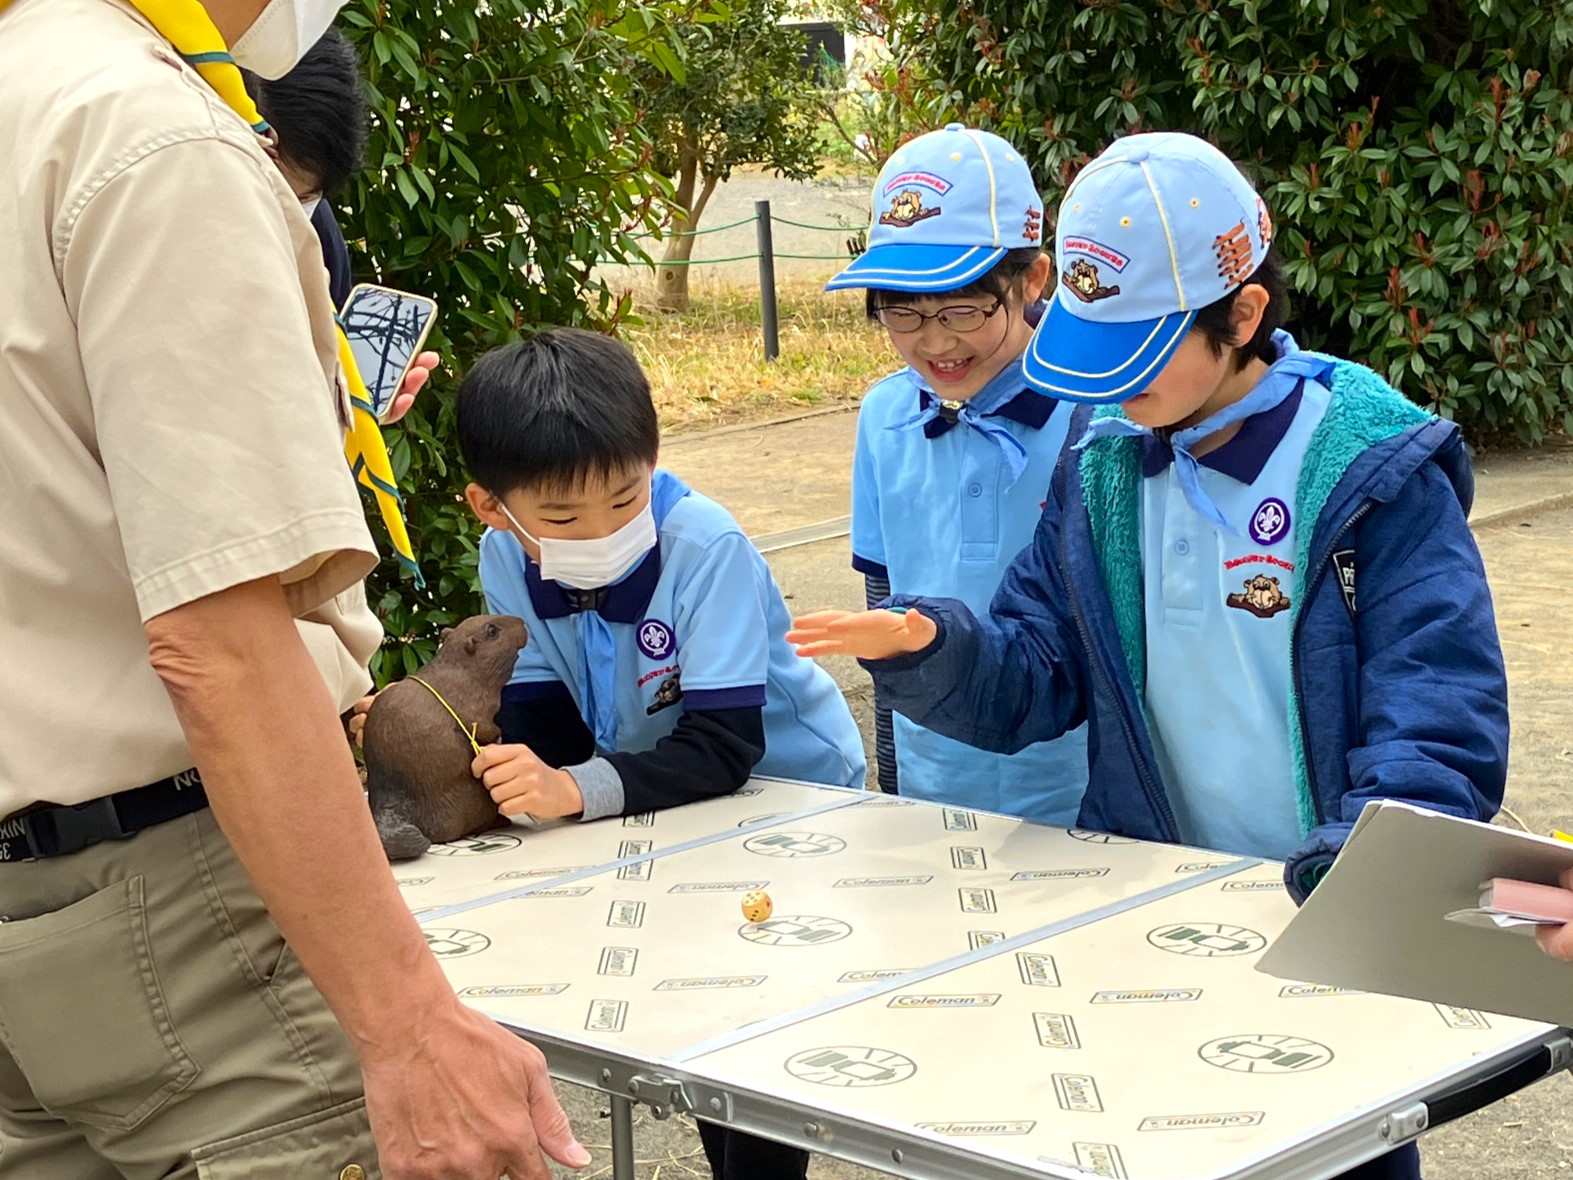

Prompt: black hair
[
  {"left": 1190, "top": 247, "right": 1288, "bottom": 370},
  {"left": 457, "top": 328, "right": 661, "bottom": 497},
  {"left": 241, "top": 29, "right": 367, "bottom": 198},
  {"left": 864, "top": 246, "right": 1045, "bottom": 320}
]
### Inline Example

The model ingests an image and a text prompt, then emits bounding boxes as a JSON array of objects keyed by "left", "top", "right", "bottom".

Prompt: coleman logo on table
[
  {"left": 457, "top": 983, "right": 569, "bottom": 998},
  {"left": 523, "top": 886, "right": 592, "bottom": 899},
  {"left": 888, "top": 993, "right": 1001, "bottom": 1009},
  {"left": 1017, "top": 953, "right": 1061, "bottom": 987},
  {"left": 951, "top": 846, "right": 987, "bottom": 870},
  {"left": 835, "top": 875, "right": 933, "bottom": 888},
  {"left": 1176, "top": 861, "right": 1233, "bottom": 873},
  {"left": 839, "top": 968, "right": 912, "bottom": 983},
  {"left": 1034, "top": 1013, "right": 1081, "bottom": 1049},
  {"left": 616, "top": 839, "right": 653, "bottom": 880},
  {"left": 1435, "top": 1004, "right": 1492, "bottom": 1030},
  {"left": 598, "top": 947, "right": 638, "bottom": 976},
  {"left": 969, "top": 930, "right": 1006, "bottom": 949},
  {"left": 1053, "top": 1073, "right": 1104, "bottom": 1112},
  {"left": 1138, "top": 1112, "right": 1264, "bottom": 1132},
  {"left": 623, "top": 812, "right": 655, "bottom": 827},
  {"left": 1221, "top": 879, "right": 1284, "bottom": 892},
  {"left": 395, "top": 876, "right": 434, "bottom": 888},
  {"left": 497, "top": 865, "right": 589, "bottom": 880},
  {"left": 606, "top": 900, "right": 646, "bottom": 928},
  {"left": 1012, "top": 868, "right": 1110, "bottom": 881},
  {"left": 959, "top": 888, "right": 998, "bottom": 914},
  {"left": 943, "top": 809, "right": 978, "bottom": 831},
  {"left": 655, "top": 976, "right": 766, "bottom": 991},
  {"left": 585, "top": 999, "right": 628, "bottom": 1033},
  {"left": 1073, "top": 1142, "right": 1128, "bottom": 1178},
  {"left": 917, "top": 1121, "right": 1036, "bottom": 1136},
  {"left": 1091, "top": 989, "right": 1202, "bottom": 1003},
  {"left": 1279, "top": 984, "right": 1361, "bottom": 999},
  {"left": 668, "top": 881, "right": 769, "bottom": 893}
]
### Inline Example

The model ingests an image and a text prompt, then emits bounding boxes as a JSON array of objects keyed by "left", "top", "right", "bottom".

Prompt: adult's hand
[
  {"left": 787, "top": 607, "right": 937, "bottom": 661},
  {"left": 382, "top": 351, "right": 440, "bottom": 424},
  {"left": 361, "top": 1002, "right": 587, "bottom": 1179},
  {"left": 1535, "top": 867, "right": 1573, "bottom": 961}
]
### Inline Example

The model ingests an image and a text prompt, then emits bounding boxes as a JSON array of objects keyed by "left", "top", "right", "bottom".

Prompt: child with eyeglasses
[{"left": 827, "top": 124, "right": 1087, "bottom": 821}]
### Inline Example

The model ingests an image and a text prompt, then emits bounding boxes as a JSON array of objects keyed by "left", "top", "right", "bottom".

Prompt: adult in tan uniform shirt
[{"left": 0, "top": 0, "right": 589, "bottom": 1176}]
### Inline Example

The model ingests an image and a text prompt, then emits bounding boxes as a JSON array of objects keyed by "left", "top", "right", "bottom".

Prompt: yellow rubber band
[{"left": 409, "top": 676, "right": 483, "bottom": 757}]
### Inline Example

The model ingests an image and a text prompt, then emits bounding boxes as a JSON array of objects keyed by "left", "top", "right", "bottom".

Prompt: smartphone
[{"left": 340, "top": 283, "right": 438, "bottom": 422}]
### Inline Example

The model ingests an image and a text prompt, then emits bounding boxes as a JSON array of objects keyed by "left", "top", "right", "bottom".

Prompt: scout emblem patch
[
  {"left": 880, "top": 189, "right": 943, "bottom": 228},
  {"left": 1061, "top": 259, "right": 1120, "bottom": 303},
  {"left": 1226, "top": 574, "right": 1291, "bottom": 619}
]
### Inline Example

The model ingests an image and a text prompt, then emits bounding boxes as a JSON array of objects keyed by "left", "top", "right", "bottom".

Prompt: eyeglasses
[{"left": 873, "top": 299, "right": 1004, "bottom": 334}]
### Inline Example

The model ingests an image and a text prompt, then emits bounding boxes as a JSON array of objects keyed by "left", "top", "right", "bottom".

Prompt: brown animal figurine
[{"left": 364, "top": 615, "right": 528, "bottom": 860}]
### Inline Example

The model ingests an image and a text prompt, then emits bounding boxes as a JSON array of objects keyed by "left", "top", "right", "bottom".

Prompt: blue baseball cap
[
  {"left": 825, "top": 123, "right": 1045, "bottom": 293},
  {"left": 1022, "top": 132, "right": 1274, "bottom": 404}
]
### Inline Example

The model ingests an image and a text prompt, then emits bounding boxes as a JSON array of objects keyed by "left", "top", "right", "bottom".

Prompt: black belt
[{"left": 0, "top": 770, "right": 208, "bottom": 863}]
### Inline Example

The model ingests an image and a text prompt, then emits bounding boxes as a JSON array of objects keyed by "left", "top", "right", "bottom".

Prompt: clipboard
[{"left": 1257, "top": 800, "right": 1573, "bottom": 1026}]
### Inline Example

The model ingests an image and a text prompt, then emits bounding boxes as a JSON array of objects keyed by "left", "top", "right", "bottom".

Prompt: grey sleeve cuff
[{"left": 565, "top": 757, "right": 625, "bottom": 822}]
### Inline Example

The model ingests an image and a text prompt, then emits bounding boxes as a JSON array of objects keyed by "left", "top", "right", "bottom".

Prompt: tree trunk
[{"left": 655, "top": 137, "right": 722, "bottom": 314}]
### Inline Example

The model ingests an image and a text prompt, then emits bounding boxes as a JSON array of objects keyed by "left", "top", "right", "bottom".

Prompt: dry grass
[{"left": 622, "top": 274, "right": 890, "bottom": 435}]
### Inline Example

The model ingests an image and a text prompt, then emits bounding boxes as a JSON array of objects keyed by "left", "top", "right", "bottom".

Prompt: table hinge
[{"left": 627, "top": 1073, "right": 692, "bottom": 1120}]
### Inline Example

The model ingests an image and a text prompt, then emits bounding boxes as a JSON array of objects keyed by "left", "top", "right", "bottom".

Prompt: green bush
[
  {"left": 875, "top": 0, "right": 1573, "bottom": 443},
  {"left": 335, "top": 0, "right": 690, "bottom": 684}
]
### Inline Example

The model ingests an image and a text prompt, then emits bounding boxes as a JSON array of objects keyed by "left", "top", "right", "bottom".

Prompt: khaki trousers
[{"left": 0, "top": 807, "right": 380, "bottom": 1179}]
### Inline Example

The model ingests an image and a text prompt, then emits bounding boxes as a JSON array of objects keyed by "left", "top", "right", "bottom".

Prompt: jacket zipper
[
  {"left": 1290, "top": 499, "right": 1373, "bottom": 827},
  {"left": 1061, "top": 514, "right": 1181, "bottom": 841}
]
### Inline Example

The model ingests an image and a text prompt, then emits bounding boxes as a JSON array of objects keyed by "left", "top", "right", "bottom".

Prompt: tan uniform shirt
[{"left": 0, "top": 0, "right": 384, "bottom": 813}]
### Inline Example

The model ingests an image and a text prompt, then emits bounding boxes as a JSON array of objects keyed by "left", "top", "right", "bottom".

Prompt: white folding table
[{"left": 397, "top": 780, "right": 1570, "bottom": 1180}]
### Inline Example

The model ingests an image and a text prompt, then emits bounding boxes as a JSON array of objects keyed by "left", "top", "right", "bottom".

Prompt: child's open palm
[{"left": 788, "top": 608, "right": 937, "bottom": 661}]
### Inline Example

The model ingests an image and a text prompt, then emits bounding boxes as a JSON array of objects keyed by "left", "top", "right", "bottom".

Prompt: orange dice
[{"left": 741, "top": 890, "right": 773, "bottom": 923}]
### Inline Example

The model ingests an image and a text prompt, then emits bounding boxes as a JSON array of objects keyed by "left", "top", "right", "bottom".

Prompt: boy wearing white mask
[
  {"left": 459, "top": 328, "right": 864, "bottom": 1180},
  {"left": 460, "top": 329, "right": 865, "bottom": 828}
]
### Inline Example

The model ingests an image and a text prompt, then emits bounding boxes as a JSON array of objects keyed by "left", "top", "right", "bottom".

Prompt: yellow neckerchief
[
  {"left": 409, "top": 675, "right": 482, "bottom": 756},
  {"left": 0, "top": 0, "right": 424, "bottom": 586}
]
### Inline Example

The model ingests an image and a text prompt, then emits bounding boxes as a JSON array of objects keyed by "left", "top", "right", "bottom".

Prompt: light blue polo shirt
[
  {"left": 851, "top": 357, "right": 1089, "bottom": 823},
  {"left": 1139, "top": 372, "right": 1332, "bottom": 859},
  {"left": 480, "top": 470, "right": 866, "bottom": 789}
]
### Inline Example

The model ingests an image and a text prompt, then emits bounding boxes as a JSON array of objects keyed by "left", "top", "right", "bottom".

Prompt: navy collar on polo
[
  {"left": 523, "top": 545, "right": 662, "bottom": 623},
  {"left": 1140, "top": 378, "right": 1306, "bottom": 485}
]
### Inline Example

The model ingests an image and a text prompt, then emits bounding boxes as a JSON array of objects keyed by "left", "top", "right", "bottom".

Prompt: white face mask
[
  {"left": 498, "top": 497, "right": 658, "bottom": 591},
  {"left": 230, "top": 0, "right": 347, "bottom": 80}
]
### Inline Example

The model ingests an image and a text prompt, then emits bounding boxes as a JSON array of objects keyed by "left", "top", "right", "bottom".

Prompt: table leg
[{"left": 610, "top": 1094, "right": 636, "bottom": 1180}]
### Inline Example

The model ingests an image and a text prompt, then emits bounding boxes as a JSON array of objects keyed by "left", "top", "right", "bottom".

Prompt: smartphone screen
[{"left": 341, "top": 285, "right": 438, "bottom": 420}]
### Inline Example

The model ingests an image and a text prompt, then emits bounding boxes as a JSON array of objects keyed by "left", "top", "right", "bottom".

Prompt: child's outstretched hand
[
  {"left": 472, "top": 743, "right": 584, "bottom": 821},
  {"left": 788, "top": 608, "right": 937, "bottom": 661}
]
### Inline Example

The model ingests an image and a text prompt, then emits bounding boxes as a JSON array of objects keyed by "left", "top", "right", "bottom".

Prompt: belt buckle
[{"left": 28, "top": 798, "right": 125, "bottom": 858}]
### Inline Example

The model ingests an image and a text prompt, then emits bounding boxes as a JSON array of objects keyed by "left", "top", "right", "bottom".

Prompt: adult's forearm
[{"left": 146, "top": 576, "right": 452, "bottom": 1058}]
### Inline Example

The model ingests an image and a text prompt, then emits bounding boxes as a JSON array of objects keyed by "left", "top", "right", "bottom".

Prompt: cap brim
[
  {"left": 1021, "top": 293, "right": 1196, "bottom": 404},
  {"left": 825, "top": 244, "right": 1009, "bottom": 292}
]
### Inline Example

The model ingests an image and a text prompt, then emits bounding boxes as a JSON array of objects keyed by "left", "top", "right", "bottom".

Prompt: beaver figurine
[{"left": 363, "top": 614, "right": 528, "bottom": 861}]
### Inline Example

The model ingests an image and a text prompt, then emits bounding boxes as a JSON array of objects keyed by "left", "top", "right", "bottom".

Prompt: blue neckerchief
[
  {"left": 575, "top": 610, "right": 620, "bottom": 751},
  {"left": 885, "top": 354, "right": 1056, "bottom": 487},
  {"left": 1073, "top": 330, "right": 1335, "bottom": 534}
]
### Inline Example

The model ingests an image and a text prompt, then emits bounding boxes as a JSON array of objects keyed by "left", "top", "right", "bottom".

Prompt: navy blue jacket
[{"left": 870, "top": 358, "right": 1508, "bottom": 900}]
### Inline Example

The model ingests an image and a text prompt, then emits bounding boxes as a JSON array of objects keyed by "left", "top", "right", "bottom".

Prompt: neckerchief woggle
[
  {"left": 886, "top": 352, "right": 1051, "bottom": 489},
  {"left": 0, "top": 0, "right": 424, "bottom": 586},
  {"left": 1073, "top": 329, "right": 1337, "bottom": 535}
]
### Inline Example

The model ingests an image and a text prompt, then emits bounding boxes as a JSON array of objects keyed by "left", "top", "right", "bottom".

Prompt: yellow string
[{"left": 409, "top": 676, "right": 483, "bottom": 757}]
